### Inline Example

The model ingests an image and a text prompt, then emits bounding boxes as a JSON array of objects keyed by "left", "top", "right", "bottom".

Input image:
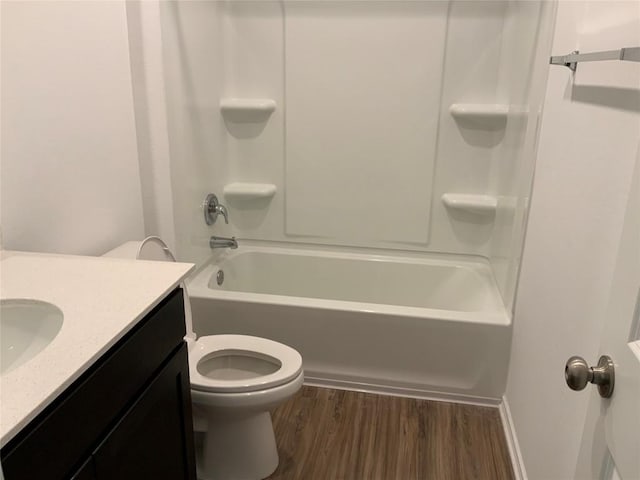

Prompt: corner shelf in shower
[
  {"left": 449, "top": 103, "right": 509, "bottom": 129},
  {"left": 441, "top": 193, "right": 497, "bottom": 215},
  {"left": 220, "top": 98, "right": 276, "bottom": 122},
  {"left": 223, "top": 183, "right": 277, "bottom": 200}
]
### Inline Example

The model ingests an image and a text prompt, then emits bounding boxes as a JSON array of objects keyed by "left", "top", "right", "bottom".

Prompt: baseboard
[
  {"left": 499, "top": 396, "right": 527, "bottom": 480},
  {"left": 303, "top": 374, "right": 501, "bottom": 407}
]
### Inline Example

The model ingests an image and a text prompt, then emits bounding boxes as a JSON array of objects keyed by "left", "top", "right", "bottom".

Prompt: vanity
[{"left": 0, "top": 251, "right": 197, "bottom": 480}]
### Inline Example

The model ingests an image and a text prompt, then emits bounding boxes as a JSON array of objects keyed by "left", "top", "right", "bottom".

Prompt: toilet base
[{"left": 198, "top": 411, "right": 279, "bottom": 480}]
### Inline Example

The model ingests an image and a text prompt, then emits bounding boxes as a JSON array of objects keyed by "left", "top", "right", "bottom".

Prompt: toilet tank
[
  {"left": 102, "top": 237, "right": 176, "bottom": 262},
  {"left": 101, "top": 237, "right": 195, "bottom": 342},
  {"left": 102, "top": 241, "right": 144, "bottom": 259}
]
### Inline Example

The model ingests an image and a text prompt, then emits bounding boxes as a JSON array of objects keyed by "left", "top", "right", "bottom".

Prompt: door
[{"left": 575, "top": 149, "right": 640, "bottom": 479}]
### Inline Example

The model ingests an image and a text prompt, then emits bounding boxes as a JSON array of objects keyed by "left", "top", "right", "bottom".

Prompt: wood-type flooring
[{"left": 267, "top": 386, "right": 513, "bottom": 480}]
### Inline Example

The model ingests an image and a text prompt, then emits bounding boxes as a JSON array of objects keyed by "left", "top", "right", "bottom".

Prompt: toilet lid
[
  {"left": 137, "top": 236, "right": 195, "bottom": 341},
  {"left": 189, "top": 335, "right": 303, "bottom": 393}
]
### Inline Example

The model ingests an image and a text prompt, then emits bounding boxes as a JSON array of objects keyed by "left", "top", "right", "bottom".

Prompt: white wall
[
  {"left": 1, "top": 1, "right": 144, "bottom": 255},
  {"left": 505, "top": 2, "right": 640, "bottom": 478}
]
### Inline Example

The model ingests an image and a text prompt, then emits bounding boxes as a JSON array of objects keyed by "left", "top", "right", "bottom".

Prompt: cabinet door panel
[
  {"left": 69, "top": 458, "right": 96, "bottom": 480},
  {"left": 93, "top": 344, "right": 196, "bottom": 480}
]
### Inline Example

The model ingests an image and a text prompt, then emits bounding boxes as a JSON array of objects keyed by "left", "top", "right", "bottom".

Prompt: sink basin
[{"left": 1, "top": 299, "right": 64, "bottom": 375}]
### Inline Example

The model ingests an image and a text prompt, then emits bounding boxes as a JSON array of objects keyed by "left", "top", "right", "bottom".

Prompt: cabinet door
[
  {"left": 92, "top": 344, "right": 196, "bottom": 480},
  {"left": 69, "top": 458, "right": 96, "bottom": 480}
]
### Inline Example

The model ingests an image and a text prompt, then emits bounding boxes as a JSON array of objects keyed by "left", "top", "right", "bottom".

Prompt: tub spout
[{"left": 209, "top": 236, "right": 238, "bottom": 249}]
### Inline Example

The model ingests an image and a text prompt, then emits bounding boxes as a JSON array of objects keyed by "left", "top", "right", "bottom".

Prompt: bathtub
[{"left": 187, "top": 242, "right": 511, "bottom": 404}]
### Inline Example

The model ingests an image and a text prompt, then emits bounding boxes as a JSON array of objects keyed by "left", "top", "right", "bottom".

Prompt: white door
[{"left": 575, "top": 149, "right": 640, "bottom": 479}]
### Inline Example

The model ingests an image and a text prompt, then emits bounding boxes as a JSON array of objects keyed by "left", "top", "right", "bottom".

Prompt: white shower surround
[
  {"left": 160, "top": 1, "right": 549, "bottom": 312},
  {"left": 157, "top": 1, "right": 553, "bottom": 405},
  {"left": 187, "top": 243, "right": 511, "bottom": 403}
]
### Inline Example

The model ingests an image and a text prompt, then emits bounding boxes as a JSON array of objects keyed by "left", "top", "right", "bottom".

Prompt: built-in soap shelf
[
  {"left": 449, "top": 103, "right": 509, "bottom": 129},
  {"left": 220, "top": 98, "right": 276, "bottom": 123},
  {"left": 441, "top": 193, "right": 497, "bottom": 215},
  {"left": 223, "top": 183, "right": 277, "bottom": 200}
]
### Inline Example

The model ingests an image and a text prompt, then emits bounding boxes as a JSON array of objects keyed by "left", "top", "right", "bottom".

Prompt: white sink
[{"left": 0, "top": 299, "right": 64, "bottom": 375}]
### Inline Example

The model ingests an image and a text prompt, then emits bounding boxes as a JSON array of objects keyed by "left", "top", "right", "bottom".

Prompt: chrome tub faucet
[{"left": 209, "top": 236, "right": 238, "bottom": 249}]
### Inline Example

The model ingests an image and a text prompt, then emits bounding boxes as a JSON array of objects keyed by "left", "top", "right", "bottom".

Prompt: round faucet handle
[{"left": 204, "top": 194, "right": 229, "bottom": 225}]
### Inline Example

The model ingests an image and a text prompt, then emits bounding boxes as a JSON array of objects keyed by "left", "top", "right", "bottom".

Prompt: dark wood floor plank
[{"left": 268, "top": 386, "right": 514, "bottom": 480}]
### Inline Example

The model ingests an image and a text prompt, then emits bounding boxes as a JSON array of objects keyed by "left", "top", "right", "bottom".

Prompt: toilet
[{"left": 103, "top": 237, "right": 304, "bottom": 480}]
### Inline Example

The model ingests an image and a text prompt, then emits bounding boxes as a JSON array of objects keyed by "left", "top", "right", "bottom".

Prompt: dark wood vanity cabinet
[{"left": 1, "top": 288, "right": 197, "bottom": 480}]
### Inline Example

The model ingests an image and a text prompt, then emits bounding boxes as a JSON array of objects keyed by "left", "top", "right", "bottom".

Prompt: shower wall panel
[
  {"left": 169, "top": 1, "right": 515, "bottom": 256},
  {"left": 429, "top": 1, "right": 507, "bottom": 256},
  {"left": 284, "top": 2, "right": 447, "bottom": 248},
  {"left": 160, "top": 1, "right": 228, "bottom": 267},
  {"left": 161, "top": 1, "right": 515, "bottom": 258},
  {"left": 219, "top": 1, "right": 285, "bottom": 239},
  {"left": 488, "top": 1, "right": 553, "bottom": 311}
]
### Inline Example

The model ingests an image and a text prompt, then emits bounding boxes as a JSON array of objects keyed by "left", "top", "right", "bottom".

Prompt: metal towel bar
[{"left": 550, "top": 47, "right": 640, "bottom": 72}]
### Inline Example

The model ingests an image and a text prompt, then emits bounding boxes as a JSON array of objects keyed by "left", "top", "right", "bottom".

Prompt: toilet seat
[{"left": 189, "top": 334, "right": 302, "bottom": 394}]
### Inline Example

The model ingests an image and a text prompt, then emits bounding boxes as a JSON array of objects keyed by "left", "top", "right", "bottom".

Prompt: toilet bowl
[{"left": 103, "top": 237, "right": 304, "bottom": 480}]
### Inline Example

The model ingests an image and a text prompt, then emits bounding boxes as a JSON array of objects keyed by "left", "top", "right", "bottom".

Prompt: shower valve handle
[{"left": 204, "top": 194, "right": 229, "bottom": 225}]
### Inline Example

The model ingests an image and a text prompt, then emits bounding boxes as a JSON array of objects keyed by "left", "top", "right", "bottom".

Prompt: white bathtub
[{"left": 187, "top": 243, "right": 511, "bottom": 404}]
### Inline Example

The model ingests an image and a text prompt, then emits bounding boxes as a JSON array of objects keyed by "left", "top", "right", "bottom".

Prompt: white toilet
[{"left": 104, "top": 237, "right": 304, "bottom": 480}]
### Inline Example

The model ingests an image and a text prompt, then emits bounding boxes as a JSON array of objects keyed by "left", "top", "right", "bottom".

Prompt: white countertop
[{"left": 0, "top": 250, "right": 195, "bottom": 447}]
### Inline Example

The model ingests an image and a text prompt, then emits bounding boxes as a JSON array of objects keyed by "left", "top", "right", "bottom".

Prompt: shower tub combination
[{"left": 187, "top": 242, "right": 511, "bottom": 404}]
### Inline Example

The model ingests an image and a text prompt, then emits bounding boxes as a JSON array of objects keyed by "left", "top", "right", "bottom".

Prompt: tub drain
[{"left": 216, "top": 269, "right": 224, "bottom": 286}]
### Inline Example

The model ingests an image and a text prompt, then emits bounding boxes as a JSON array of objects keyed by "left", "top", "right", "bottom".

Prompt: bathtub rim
[
  {"left": 199, "top": 239, "right": 498, "bottom": 268},
  {"left": 186, "top": 242, "right": 511, "bottom": 327}
]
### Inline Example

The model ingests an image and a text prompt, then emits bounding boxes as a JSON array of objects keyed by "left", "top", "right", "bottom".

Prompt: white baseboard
[
  {"left": 499, "top": 396, "right": 527, "bottom": 480},
  {"left": 304, "top": 374, "right": 501, "bottom": 407}
]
